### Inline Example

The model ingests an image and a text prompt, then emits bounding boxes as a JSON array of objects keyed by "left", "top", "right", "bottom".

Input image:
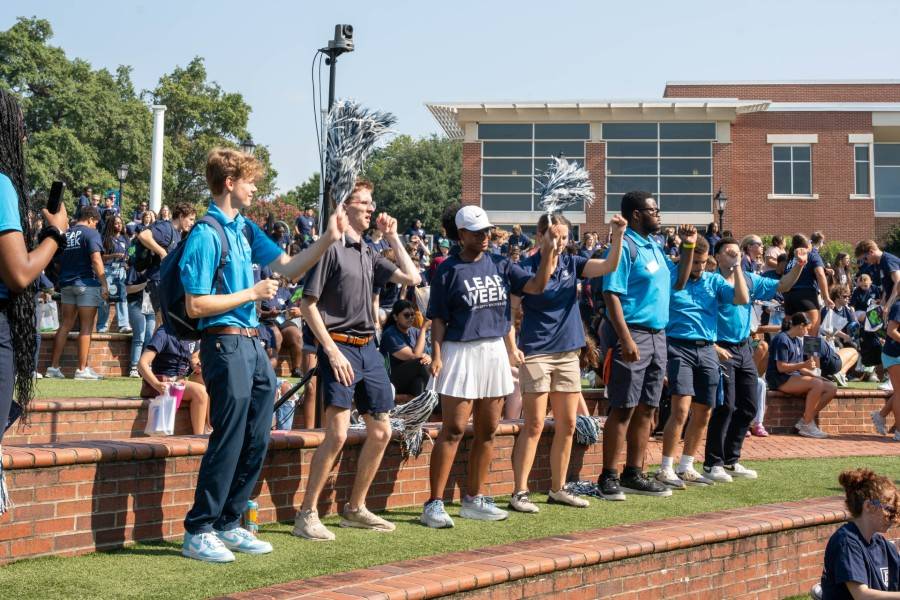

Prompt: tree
[
  {"left": 362, "top": 135, "right": 461, "bottom": 233},
  {"left": 281, "top": 173, "right": 320, "bottom": 210}
]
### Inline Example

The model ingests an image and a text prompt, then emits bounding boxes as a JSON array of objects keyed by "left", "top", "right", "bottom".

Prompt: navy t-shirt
[
  {"left": 879, "top": 252, "right": 900, "bottom": 301},
  {"left": 851, "top": 286, "right": 879, "bottom": 312},
  {"left": 296, "top": 215, "right": 315, "bottom": 237},
  {"left": 146, "top": 220, "right": 180, "bottom": 281},
  {"left": 821, "top": 522, "right": 900, "bottom": 598},
  {"left": 517, "top": 251, "right": 588, "bottom": 355},
  {"left": 427, "top": 253, "right": 531, "bottom": 342},
  {"left": 58, "top": 224, "right": 104, "bottom": 287},
  {"left": 105, "top": 234, "right": 129, "bottom": 266},
  {"left": 766, "top": 331, "right": 804, "bottom": 383},
  {"left": 377, "top": 281, "right": 401, "bottom": 310},
  {"left": 885, "top": 301, "right": 900, "bottom": 358},
  {"left": 146, "top": 326, "right": 194, "bottom": 378},
  {"left": 380, "top": 325, "right": 420, "bottom": 370},
  {"left": 788, "top": 249, "right": 825, "bottom": 291}
]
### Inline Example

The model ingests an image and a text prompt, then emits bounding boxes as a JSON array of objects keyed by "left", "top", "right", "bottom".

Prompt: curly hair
[
  {"left": 838, "top": 468, "right": 899, "bottom": 523},
  {"left": 0, "top": 90, "right": 37, "bottom": 412}
]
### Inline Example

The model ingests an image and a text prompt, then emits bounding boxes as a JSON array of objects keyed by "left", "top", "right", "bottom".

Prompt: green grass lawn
[{"left": 2, "top": 456, "right": 897, "bottom": 600}]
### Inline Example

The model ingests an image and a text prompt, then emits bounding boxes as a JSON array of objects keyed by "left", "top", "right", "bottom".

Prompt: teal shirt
[
  {"left": 666, "top": 271, "right": 735, "bottom": 342},
  {"left": 0, "top": 174, "right": 22, "bottom": 300},
  {"left": 716, "top": 272, "right": 779, "bottom": 344},
  {"left": 602, "top": 227, "right": 672, "bottom": 330},
  {"left": 178, "top": 203, "right": 283, "bottom": 329}
]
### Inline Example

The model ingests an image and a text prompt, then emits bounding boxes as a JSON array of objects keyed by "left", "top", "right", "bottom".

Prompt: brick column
[
  {"left": 585, "top": 142, "right": 606, "bottom": 236},
  {"left": 461, "top": 142, "right": 481, "bottom": 207}
]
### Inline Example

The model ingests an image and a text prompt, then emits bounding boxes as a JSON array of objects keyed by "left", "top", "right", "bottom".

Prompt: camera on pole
[{"left": 319, "top": 24, "right": 355, "bottom": 223}]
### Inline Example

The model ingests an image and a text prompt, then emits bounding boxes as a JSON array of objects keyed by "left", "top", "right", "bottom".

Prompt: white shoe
[
  {"left": 74, "top": 368, "right": 101, "bottom": 380},
  {"left": 703, "top": 465, "right": 734, "bottom": 483},
  {"left": 879, "top": 380, "right": 894, "bottom": 392},
  {"left": 292, "top": 509, "right": 335, "bottom": 541},
  {"left": 676, "top": 467, "right": 714, "bottom": 486},
  {"left": 460, "top": 495, "right": 508, "bottom": 521},
  {"left": 420, "top": 499, "right": 454, "bottom": 528},
  {"left": 33, "top": 372, "right": 43, "bottom": 379},
  {"left": 509, "top": 491, "right": 539, "bottom": 513},
  {"left": 85, "top": 367, "right": 104, "bottom": 379},
  {"left": 797, "top": 420, "right": 828, "bottom": 439},
  {"left": 871, "top": 410, "right": 888, "bottom": 436},
  {"left": 892, "top": 431, "right": 900, "bottom": 442},
  {"left": 45, "top": 366, "right": 65, "bottom": 379},
  {"left": 547, "top": 488, "right": 589, "bottom": 508},
  {"left": 654, "top": 467, "right": 686, "bottom": 490},
  {"left": 129, "top": 367, "right": 141, "bottom": 378},
  {"left": 725, "top": 463, "right": 757, "bottom": 480}
]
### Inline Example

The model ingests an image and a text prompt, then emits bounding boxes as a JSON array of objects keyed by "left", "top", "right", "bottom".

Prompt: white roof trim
[
  {"left": 766, "top": 102, "right": 900, "bottom": 112},
  {"left": 666, "top": 79, "right": 900, "bottom": 85}
]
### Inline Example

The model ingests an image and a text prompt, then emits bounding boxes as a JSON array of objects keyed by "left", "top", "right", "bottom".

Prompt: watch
[{"left": 38, "top": 225, "right": 67, "bottom": 250}]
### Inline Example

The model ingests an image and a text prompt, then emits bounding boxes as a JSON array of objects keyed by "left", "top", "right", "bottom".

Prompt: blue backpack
[{"left": 158, "top": 215, "right": 255, "bottom": 340}]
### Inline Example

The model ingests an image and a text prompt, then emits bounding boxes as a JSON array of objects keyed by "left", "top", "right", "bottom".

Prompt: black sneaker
[
  {"left": 597, "top": 472, "right": 626, "bottom": 501},
  {"left": 620, "top": 470, "right": 673, "bottom": 497}
]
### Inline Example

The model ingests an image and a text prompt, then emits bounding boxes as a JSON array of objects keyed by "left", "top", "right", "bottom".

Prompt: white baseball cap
[{"left": 455, "top": 205, "right": 493, "bottom": 232}]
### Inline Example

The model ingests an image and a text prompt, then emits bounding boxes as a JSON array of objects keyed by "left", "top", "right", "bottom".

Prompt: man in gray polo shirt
[{"left": 293, "top": 179, "right": 421, "bottom": 541}]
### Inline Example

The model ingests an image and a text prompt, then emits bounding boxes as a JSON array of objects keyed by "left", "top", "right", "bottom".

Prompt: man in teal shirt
[{"left": 177, "top": 148, "right": 346, "bottom": 563}]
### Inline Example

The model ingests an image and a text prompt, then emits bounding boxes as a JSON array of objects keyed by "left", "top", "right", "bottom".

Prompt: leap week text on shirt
[{"left": 462, "top": 275, "right": 508, "bottom": 308}]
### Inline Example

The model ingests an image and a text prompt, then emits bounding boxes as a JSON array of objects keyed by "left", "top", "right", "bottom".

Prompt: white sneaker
[
  {"left": 797, "top": 420, "right": 828, "bottom": 439},
  {"left": 879, "top": 379, "right": 894, "bottom": 392},
  {"left": 676, "top": 467, "right": 714, "bottom": 486},
  {"left": 182, "top": 531, "right": 235, "bottom": 563},
  {"left": 509, "top": 491, "right": 539, "bottom": 513},
  {"left": 45, "top": 366, "right": 65, "bottom": 379},
  {"left": 85, "top": 367, "right": 104, "bottom": 379},
  {"left": 725, "top": 463, "right": 757, "bottom": 480},
  {"left": 340, "top": 505, "right": 395, "bottom": 531},
  {"left": 420, "top": 499, "right": 454, "bottom": 528},
  {"left": 654, "top": 467, "right": 686, "bottom": 490},
  {"left": 129, "top": 367, "right": 141, "bottom": 378},
  {"left": 703, "top": 465, "right": 734, "bottom": 483},
  {"left": 871, "top": 410, "right": 888, "bottom": 436},
  {"left": 460, "top": 495, "right": 508, "bottom": 521},
  {"left": 292, "top": 509, "right": 335, "bottom": 541},
  {"left": 214, "top": 526, "right": 273, "bottom": 554},
  {"left": 33, "top": 372, "right": 43, "bottom": 379},
  {"left": 74, "top": 368, "right": 101, "bottom": 380},
  {"left": 893, "top": 431, "right": 900, "bottom": 442},
  {"left": 547, "top": 488, "right": 589, "bottom": 508}
]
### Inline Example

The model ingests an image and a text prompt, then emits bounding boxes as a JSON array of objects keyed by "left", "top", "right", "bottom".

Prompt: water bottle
[{"left": 244, "top": 499, "right": 259, "bottom": 533}]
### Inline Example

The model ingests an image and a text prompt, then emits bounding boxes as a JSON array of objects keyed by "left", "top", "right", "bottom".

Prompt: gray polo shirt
[{"left": 302, "top": 233, "right": 397, "bottom": 336}]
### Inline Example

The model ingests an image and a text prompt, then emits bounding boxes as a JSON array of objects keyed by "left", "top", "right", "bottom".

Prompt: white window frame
[
  {"left": 850, "top": 143, "right": 875, "bottom": 200},
  {"left": 874, "top": 142, "right": 900, "bottom": 216},
  {"left": 768, "top": 144, "right": 817, "bottom": 200}
]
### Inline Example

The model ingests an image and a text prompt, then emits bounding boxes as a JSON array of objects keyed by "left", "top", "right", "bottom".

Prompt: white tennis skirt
[{"left": 436, "top": 337, "right": 514, "bottom": 399}]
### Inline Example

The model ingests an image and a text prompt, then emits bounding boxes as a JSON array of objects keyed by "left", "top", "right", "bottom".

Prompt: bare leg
[
  {"left": 682, "top": 404, "right": 712, "bottom": 457},
  {"left": 602, "top": 406, "right": 634, "bottom": 471},
  {"left": 661, "top": 394, "right": 691, "bottom": 459},
  {"left": 300, "top": 406, "right": 350, "bottom": 511},
  {"left": 347, "top": 412, "right": 392, "bottom": 509},
  {"left": 428, "top": 396, "right": 474, "bottom": 499},
  {"left": 511, "top": 392, "right": 549, "bottom": 493},
  {"left": 49, "top": 302, "right": 78, "bottom": 368},
  {"left": 548, "top": 392, "right": 579, "bottom": 491},
  {"left": 184, "top": 381, "right": 209, "bottom": 435},
  {"left": 778, "top": 376, "right": 822, "bottom": 423},
  {"left": 76, "top": 306, "right": 97, "bottom": 370},
  {"left": 467, "top": 397, "right": 504, "bottom": 497},
  {"left": 625, "top": 403, "right": 655, "bottom": 470}
]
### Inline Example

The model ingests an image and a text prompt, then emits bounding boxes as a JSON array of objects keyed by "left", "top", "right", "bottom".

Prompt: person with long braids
[
  {"left": 508, "top": 213, "right": 626, "bottom": 513},
  {"left": 420, "top": 205, "right": 560, "bottom": 528},
  {"left": 96, "top": 215, "right": 131, "bottom": 333},
  {"left": 0, "top": 90, "right": 70, "bottom": 514}
]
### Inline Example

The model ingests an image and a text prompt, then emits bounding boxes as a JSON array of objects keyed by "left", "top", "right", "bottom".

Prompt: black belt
[
  {"left": 0, "top": 299, "right": 7, "bottom": 311},
  {"left": 718, "top": 338, "right": 750, "bottom": 348},
  {"left": 628, "top": 323, "right": 662, "bottom": 334},
  {"left": 668, "top": 337, "right": 713, "bottom": 347}
]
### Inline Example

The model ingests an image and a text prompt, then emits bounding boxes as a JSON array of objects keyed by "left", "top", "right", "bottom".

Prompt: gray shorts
[
  {"left": 601, "top": 322, "right": 667, "bottom": 409},
  {"left": 666, "top": 341, "right": 719, "bottom": 407},
  {"left": 60, "top": 285, "right": 102, "bottom": 308}
]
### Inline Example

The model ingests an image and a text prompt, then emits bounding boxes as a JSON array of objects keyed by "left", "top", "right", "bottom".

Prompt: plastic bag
[
  {"left": 414, "top": 286, "right": 430, "bottom": 316},
  {"left": 144, "top": 386, "right": 177, "bottom": 436},
  {"left": 820, "top": 309, "right": 848, "bottom": 336},
  {"left": 38, "top": 301, "right": 59, "bottom": 332}
]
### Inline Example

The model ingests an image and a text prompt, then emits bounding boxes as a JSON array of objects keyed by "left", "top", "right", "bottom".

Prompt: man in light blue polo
[
  {"left": 598, "top": 190, "right": 692, "bottom": 500},
  {"left": 177, "top": 148, "right": 346, "bottom": 563}
]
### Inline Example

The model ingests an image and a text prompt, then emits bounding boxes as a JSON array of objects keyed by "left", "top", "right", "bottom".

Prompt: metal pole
[
  {"left": 718, "top": 209, "right": 724, "bottom": 233},
  {"left": 118, "top": 179, "right": 124, "bottom": 213},
  {"left": 320, "top": 55, "right": 337, "bottom": 227}
]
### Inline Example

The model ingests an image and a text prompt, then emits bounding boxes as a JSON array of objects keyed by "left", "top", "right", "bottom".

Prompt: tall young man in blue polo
[
  {"left": 177, "top": 148, "right": 347, "bottom": 563},
  {"left": 598, "top": 190, "right": 692, "bottom": 499},
  {"left": 293, "top": 179, "right": 421, "bottom": 541},
  {"left": 702, "top": 238, "right": 808, "bottom": 482},
  {"left": 654, "top": 236, "right": 748, "bottom": 489}
]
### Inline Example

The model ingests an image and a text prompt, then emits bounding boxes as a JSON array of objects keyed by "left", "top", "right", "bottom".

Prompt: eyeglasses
[
  {"left": 637, "top": 207, "right": 660, "bottom": 216},
  {"left": 399, "top": 311, "right": 414, "bottom": 318},
  {"left": 749, "top": 241, "right": 763, "bottom": 247},
  {"left": 345, "top": 200, "right": 377, "bottom": 210},
  {"left": 871, "top": 499, "right": 897, "bottom": 518}
]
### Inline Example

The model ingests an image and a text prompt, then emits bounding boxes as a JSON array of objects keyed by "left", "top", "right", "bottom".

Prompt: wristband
[
  {"left": 681, "top": 242, "right": 696, "bottom": 249},
  {"left": 38, "top": 225, "right": 67, "bottom": 250}
]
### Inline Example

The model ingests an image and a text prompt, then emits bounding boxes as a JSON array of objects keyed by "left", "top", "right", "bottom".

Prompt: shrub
[
  {"left": 819, "top": 240, "right": 854, "bottom": 267},
  {"left": 884, "top": 223, "right": 900, "bottom": 256}
]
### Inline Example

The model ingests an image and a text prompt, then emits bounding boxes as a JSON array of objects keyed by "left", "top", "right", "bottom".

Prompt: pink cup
[{"left": 169, "top": 383, "right": 186, "bottom": 410}]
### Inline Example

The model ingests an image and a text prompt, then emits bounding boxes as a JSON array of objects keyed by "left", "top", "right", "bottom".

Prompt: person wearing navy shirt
[
  {"left": 45, "top": 206, "right": 109, "bottom": 381},
  {"left": 137, "top": 324, "right": 209, "bottom": 435},
  {"left": 177, "top": 147, "right": 347, "bottom": 563},
  {"left": 765, "top": 313, "right": 837, "bottom": 438},
  {"left": 508, "top": 213, "right": 626, "bottom": 514},
  {"left": 819, "top": 468, "right": 899, "bottom": 599},
  {"left": 420, "top": 204, "right": 559, "bottom": 530},
  {"left": 294, "top": 179, "right": 421, "bottom": 542},
  {"left": 379, "top": 300, "right": 431, "bottom": 396},
  {"left": 704, "top": 238, "right": 807, "bottom": 481},
  {"left": 137, "top": 203, "right": 196, "bottom": 315},
  {"left": 96, "top": 215, "right": 131, "bottom": 333},
  {"left": 506, "top": 224, "right": 532, "bottom": 253},
  {"left": 597, "top": 191, "right": 693, "bottom": 500},
  {"left": 405, "top": 218, "right": 425, "bottom": 241},
  {"left": 874, "top": 300, "right": 900, "bottom": 442},
  {"left": 294, "top": 207, "right": 316, "bottom": 249},
  {"left": 856, "top": 239, "right": 900, "bottom": 313},
  {"left": 851, "top": 274, "right": 880, "bottom": 313},
  {"left": 740, "top": 234, "right": 764, "bottom": 274},
  {"left": 784, "top": 233, "right": 834, "bottom": 336}
]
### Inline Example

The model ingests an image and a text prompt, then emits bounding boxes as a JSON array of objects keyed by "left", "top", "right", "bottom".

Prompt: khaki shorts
[{"left": 520, "top": 350, "right": 582, "bottom": 394}]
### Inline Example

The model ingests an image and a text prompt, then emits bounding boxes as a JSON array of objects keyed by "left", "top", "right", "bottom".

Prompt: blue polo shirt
[
  {"left": 717, "top": 272, "right": 780, "bottom": 344},
  {"left": 666, "top": 271, "right": 734, "bottom": 342},
  {"left": 879, "top": 252, "right": 900, "bottom": 301},
  {"left": 0, "top": 174, "right": 22, "bottom": 300},
  {"left": 178, "top": 203, "right": 283, "bottom": 330},
  {"left": 602, "top": 228, "right": 672, "bottom": 330},
  {"left": 821, "top": 522, "right": 900, "bottom": 598},
  {"left": 517, "top": 251, "right": 588, "bottom": 355}
]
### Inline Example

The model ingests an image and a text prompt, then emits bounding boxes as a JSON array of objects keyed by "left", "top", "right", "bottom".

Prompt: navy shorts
[
  {"left": 600, "top": 322, "right": 667, "bottom": 409},
  {"left": 317, "top": 339, "right": 394, "bottom": 415},
  {"left": 666, "top": 341, "right": 719, "bottom": 407}
]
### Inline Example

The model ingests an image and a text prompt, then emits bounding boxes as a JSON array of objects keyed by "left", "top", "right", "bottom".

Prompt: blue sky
[{"left": 3, "top": 0, "right": 900, "bottom": 192}]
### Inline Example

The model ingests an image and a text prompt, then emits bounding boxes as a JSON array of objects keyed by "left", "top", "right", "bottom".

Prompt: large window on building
[
  {"left": 602, "top": 122, "right": 715, "bottom": 214},
  {"left": 479, "top": 123, "right": 590, "bottom": 211},
  {"left": 875, "top": 143, "right": 900, "bottom": 214},
  {"left": 772, "top": 145, "right": 812, "bottom": 196},
  {"left": 854, "top": 145, "right": 871, "bottom": 197}
]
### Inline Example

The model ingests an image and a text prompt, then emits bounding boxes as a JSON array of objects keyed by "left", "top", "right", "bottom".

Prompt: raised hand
[
  {"left": 541, "top": 223, "right": 563, "bottom": 256},
  {"left": 251, "top": 278, "right": 279, "bottom": 301},
  {"left": 609, "top": 214, "right": 627, "bottom": 237},
  {"left": 678, "top": 224, "right": 698, "bottom": 245},
  {"left": 326, "top": 203, "right": 348, "bottom": 241},
  {"left": 794, "top": 246, "right": 809, "bottom": 266},
  {"left": 376, "top": 213, "right": 398, "bottom": 236},
  {"left": 43, "top": 204, "right": 69, "bottom": 233}
]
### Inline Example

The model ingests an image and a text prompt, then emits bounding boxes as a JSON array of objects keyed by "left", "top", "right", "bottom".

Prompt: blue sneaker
[
  {"left": 214, "top": 527, "right": 273, "bottom": 555},
  {"left": 182, "top": 532, "right": 235, "bottom": 563}
]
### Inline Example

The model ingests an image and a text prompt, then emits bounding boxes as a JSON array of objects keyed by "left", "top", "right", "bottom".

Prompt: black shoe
[
  {"left": 597, "top": 472, "right": 626, "bottom": 501},
  {"left": 620, "top": 470, "right": 673, "bottom": 497},
  {"left": 291, "top": 367, "right": 303, "bottom": 378}
]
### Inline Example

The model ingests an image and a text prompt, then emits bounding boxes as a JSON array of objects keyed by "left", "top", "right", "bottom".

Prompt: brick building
[{"left": 427, "top": 80, "right": 900, "bottom": 242}]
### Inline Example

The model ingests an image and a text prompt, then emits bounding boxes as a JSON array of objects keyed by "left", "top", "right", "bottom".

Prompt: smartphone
[
  {"left": 803, "top": 335, "right": 823, "bottom": 357},
  {"left": 47, "top": 181, "right": 65, "bottom": 214}
]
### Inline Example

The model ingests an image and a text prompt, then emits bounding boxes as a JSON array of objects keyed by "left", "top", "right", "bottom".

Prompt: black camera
[{"left": 328, "top": 24, "right": 354, "bottom": 54}]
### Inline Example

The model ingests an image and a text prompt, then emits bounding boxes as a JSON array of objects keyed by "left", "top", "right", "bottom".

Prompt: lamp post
[
  {"left": 714, "top": 188, "right": 728, "bottom": 233},
  {"left": 116, "top": 163, "right": 129, "bottom": 212},
  {"left": 240, "top": 137, "right": 256, "bottom": 156}
]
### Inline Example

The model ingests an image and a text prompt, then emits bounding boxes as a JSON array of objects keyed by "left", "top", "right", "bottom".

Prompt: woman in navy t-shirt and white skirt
[
  {"left": 508, "top": 213, "right": 627, "bottom": 513},
  {"left": 421, "top": 205, "right": 560, "bottom": 529}
]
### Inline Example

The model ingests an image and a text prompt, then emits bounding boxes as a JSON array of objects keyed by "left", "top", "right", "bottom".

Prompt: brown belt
[
  {"left": 329, "top": 332, "right": 372, "bottom": 347},
  {"left": 203, "top": 326, "right": 259, "bottom": 338}
]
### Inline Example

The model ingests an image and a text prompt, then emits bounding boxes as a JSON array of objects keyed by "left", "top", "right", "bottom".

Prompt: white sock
[
  {"left": 660, "top": 456, "right": 674, "bottom": 470},
  {"left": 678, "top": 455, "right": 694, "bottom": 471}
]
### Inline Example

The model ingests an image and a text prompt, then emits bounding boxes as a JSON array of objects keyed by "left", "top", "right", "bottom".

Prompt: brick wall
[
  {"left": 462, "top": 142, "right": 481, "bottom": 207},
  {"left": 664, "top": 82, "right": 900, "bottom": 102},
  {"left": 584, "top": 142, "right": 607, "bottom": 235}
]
